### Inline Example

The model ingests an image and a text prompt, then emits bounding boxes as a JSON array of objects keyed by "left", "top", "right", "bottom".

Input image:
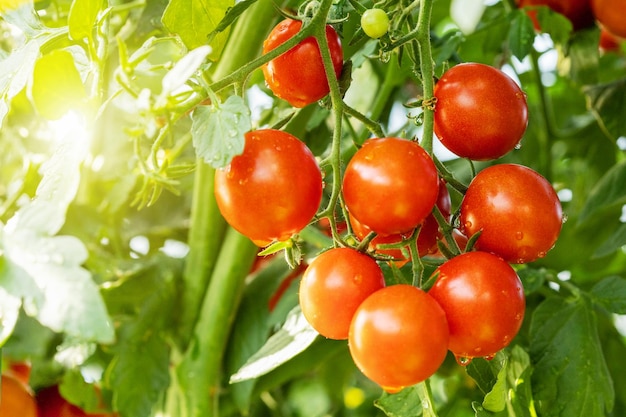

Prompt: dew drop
[
  {"left": 228, "top": 129, "right": 238, "bottom": 137},
  {"left": 484, "top": 353, "right": 496, "bottom": 361},
  {"left": 515, "top": 231, "right": 524, "bottom": 240},
  {"left": 353, "top": 274, "right": 363, "bottom": 284},
  {"left": 537, "top": 251, "right": 547, "bottom": 259},
  {"left": 454, "top": 355, "right": 472, "bottom": 366},
  {"left": 238, "top": 178, "right": 248, "bottom": 186},
  {"left": 383, "top": 385, "right": 403, "bottom": 394},
  {"left": 561, "top": 213, "right": 568, "bottom": 224},
  {"left": 514, "top": 142, "right": 522, "bottom": 150},
  {"left": 464, "top": 221, "right": 472, "bottom": 230}
]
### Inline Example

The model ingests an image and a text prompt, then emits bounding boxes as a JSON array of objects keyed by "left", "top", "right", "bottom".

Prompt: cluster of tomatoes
[
  {"left": 0, "top": 363, "right": 115, "bottom": 417},
  {"left": 214, "top": 14, "right": 564, "bottom": 392},
  {"left": 516, "top": 0, "right": 626, "bottom": 50}
]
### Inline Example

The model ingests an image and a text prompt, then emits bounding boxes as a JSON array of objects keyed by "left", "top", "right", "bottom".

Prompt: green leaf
[
  {"left": 590, "top": 275, "right": 626, "bottom": 314},
  {"left": 229, "top": 306, "right": 319, "bottom": 383},
  {"left": 467, "top": 354, "right": 508, "bottom": 413},
  {"left": 374, "top": 386, "right": 423, "bottom": 417},
  {"left": 210, "top": 0, "right": 258, "bottom": 36},
  {"left": 578, "top": 160, "right": 626, "bottom": 224},
  {"left": 59, "top": 369, "right": 102, "bottom": 413},
  {"left": 191, "top": 95, "right": 251, "bottom": 168},
  {"left": 517, "top": 267, "right": 547, "bottom": 295},
  {"left": 161, "top": 0, "right": 233, "bottom": 60},
  {"left": 508, "top": 10, "right": 536, "bottom": 60},
  {"left": 160, "top": 45, "right": 212, "bottom": 97},
  {"left": 226, "top": 256, "right": 294, "bottom": 412},
  {"left": 584, "top": 78, "right": 626, "bottom": 140},
  {"left": 535, "top": 7, "right": 572, "bottom": 46},
  {"left": 1, "top": 129, "right": 114, "bottom": 343},
  {"left": 31, "top": 49, "right": 87, "bottom": 120},
  {"left": 530, "top": 296, "right": 614, "bottom": 417},
  {"left": 110, "top": 332, "right": 171, "bottom": 417},
  {"left": 563, "top": 30, "right": 599, "bottom": 85},
  {"left": 0, "top": 37, "right": 40, "bottom": 127},
  {"left": 104, "top": 256, "right": 179, "bottom": 417},
  {"left": 593, "top": 223, "right": 626, "bottom": 258},
  {"left": 68, "top": 0, "right": 104, "bottom": 41}
]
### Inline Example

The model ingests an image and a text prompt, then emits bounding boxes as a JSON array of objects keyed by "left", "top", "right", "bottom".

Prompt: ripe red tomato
[
  {"left": 516, "top": 0, "right": 594, "bottom": 31},
  {"left": 460, "top": 164, "right": 563, "bottom": 264},
  {"left": 299, "top": 247, "right": 385, "bottom": 340},
  {"left": 433, "top": 63, "right": 528, "bottom": 160},
  {"left": 428, "top": 252, "right": 525, "bottom": 361},
  {"left": 348, "top": 284, "right": 449, "bottom": 392},
  {"left": 349, "top": 179, "right": 451, "bottom": 264},
  {"left": 599, "top": 27, "right": 623, "bottom": 52},
  {"left": 262, "top": 18, "right": 343, "bottom": 108},
  {"left": 214, "top": 129, "right": 323, "bottom": 245},
  {"left": 342, "top": 138, "right": 439, "bottom": 236},
  {"left": 1, "top": 374, "right": 38, "bottom": 417},
  {"left": 592, "top": 0, "right": 626, "bottom": 38},
  {"left": 37, "top": 385, "right": 116, "bottom": 417}
]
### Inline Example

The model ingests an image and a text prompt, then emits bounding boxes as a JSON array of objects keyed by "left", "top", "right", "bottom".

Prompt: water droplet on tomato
[
  {"left": 515, "top": 231, "right": 524, "bottom": 240},
  {"left": 353, "top": 274, "right": 363, "bottom": 284},
  {"left": 238, "top": 178, "right": 248, "bottom": 186},
  {"left": 383, "top": 385, "right": 403, "bottom": 394},
  {"left": 561, "top": 214, "right": 568, "bottom": 224},
  {"left": 454, "top": 355, "right": 472, "bottom": 366},
  {"left": 484, "top": 353, "right": 496, "bottom": 361},
  {"left": 537, "top": 251, "right": 547, "bottom": 258},
  {"left": 463, "top": 221, "right": 472, "bottom": 230}
]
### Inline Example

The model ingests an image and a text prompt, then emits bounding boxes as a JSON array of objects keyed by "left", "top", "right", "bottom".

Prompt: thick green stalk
[
  {"left": 178, "top": 228, "right": 258, "bottom": 416},
  {"left": 415, "top": 0, "right": 436, "bottom": 154},
  {"left": 178, "top": 0, "right": 278, "bottom": 348}
]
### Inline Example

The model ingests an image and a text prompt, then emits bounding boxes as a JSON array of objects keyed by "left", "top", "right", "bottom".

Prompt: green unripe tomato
[{"left": 361, "top": 8, "right": 389, "bottom": 39}]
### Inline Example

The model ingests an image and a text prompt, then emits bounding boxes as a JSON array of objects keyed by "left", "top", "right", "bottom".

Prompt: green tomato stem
[
  {"left": 415, "top": 0, "right": 436, "bottom": 154},
  {"left": 416, "top": 380, "right": 440, "bottom": 417}
]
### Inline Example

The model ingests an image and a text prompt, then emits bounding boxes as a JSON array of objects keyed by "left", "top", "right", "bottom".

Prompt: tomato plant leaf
[
  {"left": 161, "top": 0, "right": 232, "bottom": 60},
  {"left": 584, "top": 78, "right": 626, "bottom": 141},
  {"left": 590, "top": 276, "right": 626, "bottom": 314},
  {"left": 530, "top": 296, "right": 614, "bottom": 417},
  {"left": 0, "top": 288, "right": 21, "bottom": 346},
  {"left": 210, "top": 0, "right": 257, "bottom": 36},
  {"left": 191, "top": 95, "right": 251, "bottom": 168},
  {"left": 104, "top": 256, "right": 178, "bottom": 417},
  {"left": 507, "top": 10, "right": 535, "bottom": 61},
  {"left": 535, "top": 7, "right": 572, "bottom": 46},
  {"left": 110, "top": 332, "right": 171, "bottom": 417},
  {"left": 578, "top": 159, "right": 626, "bottom": 224},
  {"left": 374, "top": 386, "right": 423, "bottom": 417},
  {"left": 160, "top": 45, "right": 212, "bottom": 98},
  {"left": 30, "top": 49, "right": 88, "bottom": 120},
  {"left": 229, "top": 306, "right": 319, "bottom": 383},
  {"left": 593, "top": 223, "right": 626, "bottom": 258},
  {"left": 226, "top": 256, "right": 293, "bottom": 412},
  {"left": 0, "top": 37, "right": 40, "bottom": 127},
  {"left": 68, "top": 0, "right": 104, "bottom": 41}
]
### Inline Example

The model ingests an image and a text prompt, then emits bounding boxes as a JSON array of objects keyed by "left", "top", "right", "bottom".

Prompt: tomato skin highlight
[
  {"left": 299, "top": 247, "right": 385, "bottom": 340},
  {"left": 1, "top": 374, "right": 38, "bottom": 417},
  {"left": 342, "top": 138, "right": 439, "bottom": 236},
  {"left": 433, "top": 63, "right": 528, "bottom": 160},
  {"left": 348, "top": 284, "right": 449, "bottom": 391},
  {"left": 428, "top": 252, "right": 526, "bottom": 359},
  {"left": 262, "top": 19, "right": 343, "bottom": 108},
  {"left": 460, "top": 164, "right": 563, "bottom": 264},
  {"left": 214, "top": 129, "right": 323, "bottom": 244}
]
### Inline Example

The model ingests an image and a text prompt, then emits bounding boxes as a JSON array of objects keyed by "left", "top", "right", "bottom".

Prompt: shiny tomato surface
[
  {"left": 262, "top": 18, "right": 343, "bottom": 107},
  {"left": 214, "top": 129, "right": 323, "bottom": 245},
  {"left": 434, "top": 63, "right": 528, "bottom": 160},
  {"left": 342, "top": 138, "right": 439, "bottom": 236},
  {"left": 428, "top": 252, "right": 526, "bottom": 359},
  {"left": 460, "top": 164, "right": 563, "bottom": 264}
]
